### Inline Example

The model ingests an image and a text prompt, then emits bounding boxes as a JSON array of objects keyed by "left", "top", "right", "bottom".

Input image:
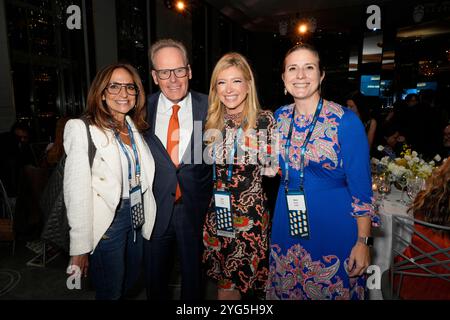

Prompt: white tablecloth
[{"left": 369, "top": 188, "right": 413, "bottom": 300}]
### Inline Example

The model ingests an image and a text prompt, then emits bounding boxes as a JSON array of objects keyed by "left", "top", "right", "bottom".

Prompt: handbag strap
[{"left": 79, "top": 116, "right": 96, "bottom": 168}]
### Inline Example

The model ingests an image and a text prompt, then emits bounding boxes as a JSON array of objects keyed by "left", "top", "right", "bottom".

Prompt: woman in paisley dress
[
  {"left": 266, "top": 43, "right": 380, "bottom": 300},
  {"left": 202, "top": 52, "right": 276, "bottom": 300}
]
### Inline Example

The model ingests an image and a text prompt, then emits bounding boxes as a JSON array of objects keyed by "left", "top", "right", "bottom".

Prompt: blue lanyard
[
  {"left": 284, "top": 98, "right": 323, "bottom": 192},
  {"left": 213, "top": 127, "right": 243, "bottom": 188},
  {"left": 115, "top": 122, "right": 141, "bottom": 187}
]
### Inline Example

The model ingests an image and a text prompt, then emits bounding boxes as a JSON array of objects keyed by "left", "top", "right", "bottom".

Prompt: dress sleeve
[
  {"left": 63, "top": 119, "right": 94, "bottom": 255},
  {"left": 339, "top": 110, "right": 380, "bottom": 227}
]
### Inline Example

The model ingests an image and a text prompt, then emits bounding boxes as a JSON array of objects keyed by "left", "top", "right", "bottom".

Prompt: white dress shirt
[{"left": 154, "top": 93, "right": 193, "bottom": 163}]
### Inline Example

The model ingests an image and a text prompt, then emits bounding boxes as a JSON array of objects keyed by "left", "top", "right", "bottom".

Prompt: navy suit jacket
[{"left": 144, "top": 91, "right": 213, "bottom": 237}]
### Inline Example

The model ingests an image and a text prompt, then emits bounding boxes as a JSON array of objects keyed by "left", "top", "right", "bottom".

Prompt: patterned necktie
[{"left": 167, "top": 104, "right": 181, "bottom": 201}]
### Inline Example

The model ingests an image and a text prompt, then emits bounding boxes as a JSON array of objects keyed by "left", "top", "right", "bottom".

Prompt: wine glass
[
  {"left": 377, "top": 174, "right": 391, "bottom": 202},
  {"left": 407, "top": 176, "right": 425, "bottom": 202},
  {"left": 396, "top": 174, "right": 408, "bottom": 205}
]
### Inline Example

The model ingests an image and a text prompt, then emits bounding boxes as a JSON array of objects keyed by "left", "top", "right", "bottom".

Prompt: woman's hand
[
  {"left": 68, "top": 254, "right": 89, "bottom": 277},
  {"left": 348, "top": 242, "right": 370, "bottom": 277},
  {"left": 262, "top": 166, "right": 278, "bottom": 177}
]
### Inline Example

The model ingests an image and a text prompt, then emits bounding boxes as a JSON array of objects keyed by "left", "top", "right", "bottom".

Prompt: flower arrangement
[{"left": 372, "top": 145, "right": 440, "bottom": 180}]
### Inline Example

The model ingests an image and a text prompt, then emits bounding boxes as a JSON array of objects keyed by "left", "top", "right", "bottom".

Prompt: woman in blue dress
[{"left": 266, "top": 43, "right": 380, "bottom": 300}]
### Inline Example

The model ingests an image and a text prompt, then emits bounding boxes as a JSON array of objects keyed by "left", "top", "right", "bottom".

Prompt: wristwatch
[{"left": 358, "top": 236, "right": 374, "bottom": 247}]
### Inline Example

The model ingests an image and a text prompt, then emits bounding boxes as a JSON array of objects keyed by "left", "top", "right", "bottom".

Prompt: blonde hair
[{"left": 205, "top": 52, "right": 260, "bottom": 141}]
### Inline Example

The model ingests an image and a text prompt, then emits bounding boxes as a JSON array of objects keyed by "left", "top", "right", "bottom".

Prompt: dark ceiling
[{"left": 203, "top": 0, "right": 443, "bottom": 34}]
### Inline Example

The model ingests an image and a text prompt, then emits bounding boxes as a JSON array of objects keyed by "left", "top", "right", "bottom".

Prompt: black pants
[{"left": 143, "top": 203, "right": 203, "bottom": 300}]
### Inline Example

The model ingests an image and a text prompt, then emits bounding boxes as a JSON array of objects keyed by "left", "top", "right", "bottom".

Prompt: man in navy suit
[{"left": 143, "top": 39, "right": 212, "bottom": 300}]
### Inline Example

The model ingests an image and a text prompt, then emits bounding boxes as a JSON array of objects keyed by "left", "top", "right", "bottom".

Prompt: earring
[{"left": 284, "top": 88, "right": 287, "bottom": 95}]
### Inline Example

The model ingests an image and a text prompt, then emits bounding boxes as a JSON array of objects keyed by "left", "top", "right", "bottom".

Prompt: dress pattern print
[
  {"left": 203, "top": 110, "right": 276, "bottom": 293},
  {"left": 266, "top": 100, "right": 379, "bottom": 300}
]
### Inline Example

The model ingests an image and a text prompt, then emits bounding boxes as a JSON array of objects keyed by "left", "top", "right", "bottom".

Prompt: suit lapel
[
  {"left": 148, "top": 92, "right": 176, "bottom": 166},
  {"left": 180, "top": 92, "right": 203, "bottom": 166},
  {"left": 90, "top": 125, "right": 122, "bottom": 185},
  {"left": 150, "top": 91, "right": 204, "bottom": 167},
  {"left": 148, "top": 93, "right": 159, "bottom": 136}
]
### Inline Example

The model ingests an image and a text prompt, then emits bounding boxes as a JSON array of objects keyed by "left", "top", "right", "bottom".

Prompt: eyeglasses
[
  {"left": 153, "top": 66, "right": 189, "bottom": 80},
  {"left": 105, "top": 83, "right": 139, "bottom": 96}
]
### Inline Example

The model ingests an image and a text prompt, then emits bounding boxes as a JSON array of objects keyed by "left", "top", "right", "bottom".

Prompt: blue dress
[{"left": 266, "top": 100, "right": 379, "bottom": 300}]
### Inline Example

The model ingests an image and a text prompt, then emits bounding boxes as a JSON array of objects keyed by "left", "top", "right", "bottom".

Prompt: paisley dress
[
  {"left": 266, "top": 100, "right": 379, "bottom": 300},
  {"left": 203, "top": 110, "right": 276, "bottom": 293}
]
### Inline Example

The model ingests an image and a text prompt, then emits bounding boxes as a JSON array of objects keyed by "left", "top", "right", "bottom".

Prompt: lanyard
[
  {"left": 284, "top": 98, "right": 323, "bottom": 192},
  {"left": 115, "top": 122, "right": 141, "bottom": 187},
  {"left": 213, "top": 127, "right": 243, "bottom": 189}
]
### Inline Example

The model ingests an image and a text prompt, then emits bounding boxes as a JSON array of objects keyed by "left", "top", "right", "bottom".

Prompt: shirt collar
[{"left": 159, "top": 92, "right": 191, "bottom": 114}]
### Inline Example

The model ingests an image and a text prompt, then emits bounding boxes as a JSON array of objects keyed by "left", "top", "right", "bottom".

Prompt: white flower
[
  {"left": 434, "top": 154, "right": 442, "bottom": 162},
  {"left": 375, "top": 147, "right": 435, "bottom": 181},
  {"left": 371, "top": 158, "right": 380, "bottom": 165},
  {"left": 388, "top": 162, "right": 409, "bottom": 178},
  {"left": 418, "top": 165, "right": 432, "bottom": 177},
  {"left": 377, "top": 145, "right": 384, "bottom": 151},
  {"left": 380, "top": 157, "right": 390, "bottom": 166},
  {"left": 407, "top": 159, "right": 414, "bottom": 167}
]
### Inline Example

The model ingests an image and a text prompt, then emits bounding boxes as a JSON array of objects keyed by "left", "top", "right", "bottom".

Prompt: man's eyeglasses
[
  {"left": 105, "top": 83, "right": 139, "bottom": 96},
  {"left": 153, "top": 66, "right": 189, "bottom": 80}
]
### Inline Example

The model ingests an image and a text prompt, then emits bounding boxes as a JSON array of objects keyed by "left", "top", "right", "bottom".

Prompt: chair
[
  {"left": 382, "top": 215, "right": 450, "bottom": 299},
  {"left": 0, "top": 178, "right": 15, "bottom": 255}
]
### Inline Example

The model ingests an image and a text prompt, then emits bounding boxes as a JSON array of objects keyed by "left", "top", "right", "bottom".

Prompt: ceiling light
[
  {"left": 298, "top": 24, "right": 308, "bottom": 34},
  {"left": 176, "top": 1, "right": 185, "bottom": 11}
]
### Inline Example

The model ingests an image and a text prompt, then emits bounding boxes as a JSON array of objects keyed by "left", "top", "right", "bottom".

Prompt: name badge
[
  {"left": 286, "top": 191, "right": 310, "bottom": 239},
  {"left": 214, "top": 190, "right": 235, "bottom": 238},
  {"left": 130, "top": 185, "right": 145, "bottom": 229}
]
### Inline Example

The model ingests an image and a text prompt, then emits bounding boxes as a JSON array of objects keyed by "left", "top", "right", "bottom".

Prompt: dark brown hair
[
  {"left": 409, "top": 159, "right": 450, "bottom": 228},
  {"left": 84, "top": 63, "right": 148, "bottom": 132},
  {"left": 282, "top": 43, "right": 324, "bottom": 76}
]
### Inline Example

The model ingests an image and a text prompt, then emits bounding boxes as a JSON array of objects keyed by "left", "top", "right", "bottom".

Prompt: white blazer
[{"left": 63, "top": 116, "right": 156, "bottom": 256}]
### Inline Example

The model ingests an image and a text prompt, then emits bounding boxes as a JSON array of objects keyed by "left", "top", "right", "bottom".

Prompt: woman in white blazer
[{"left": 64, "top": 63, "right": 156, "bottom": 299}]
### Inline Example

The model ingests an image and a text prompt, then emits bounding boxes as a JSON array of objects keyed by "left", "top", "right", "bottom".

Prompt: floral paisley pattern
[
  {"left": 203, "top": 110, "right": 276, "bottom": 293},
  {"left": 267, "top": 100, "right": 376, "bottom": 300}
]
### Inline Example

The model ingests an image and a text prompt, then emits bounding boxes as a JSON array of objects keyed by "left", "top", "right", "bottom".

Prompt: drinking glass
[
  {"left": 377, "top": 174, "right": 391, "bottom": 202},
  {"left": 396, "top": 174, "right": 408, "bottom": 205},
  {"left": 407, "top": 176, "right": 426, "bottom": 202}
]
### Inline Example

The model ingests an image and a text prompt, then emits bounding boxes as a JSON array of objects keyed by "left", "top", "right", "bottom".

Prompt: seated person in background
[
  {"left": 40, "top": 116, "right": 72, "bottom": 168},
  {"left": 346, "top": 92, "right": 377, "bottom": 150},
  {"left": 376, "top": 123, "right": 406, "bottom": 159},
  {"left": 0, "top": 122, "right": 35, "bottom": 197},
  {"left": 441, "top": 124, "right": 450, "bottom": 158},
  {"left": 393, "top": 158, "right": 450, "bottom": 300}
]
